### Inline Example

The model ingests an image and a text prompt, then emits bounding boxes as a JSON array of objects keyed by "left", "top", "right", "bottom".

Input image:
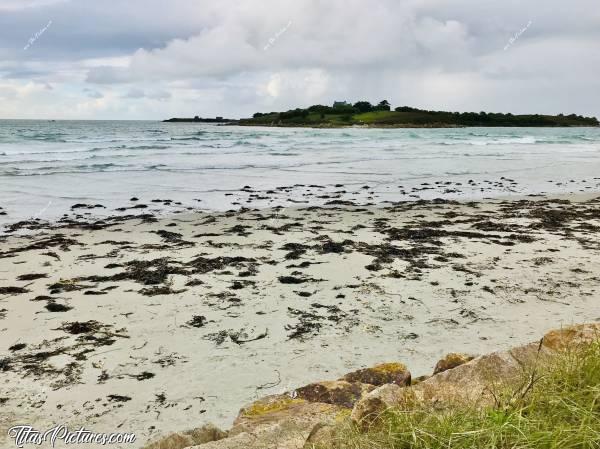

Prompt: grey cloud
[
  {"left": 122, "top": 88, "right": 145, "bottom": 99},
  {"left": 83, "top": 88, "right": 103, "bottom": 99},
  {"left": 0, "top": 0, "right": 211, "bottom": 61},
  {"left": 0, "top": 67, "right": 50, "bottom": 79},
  {"left": 1, "top": 0, "right": 599, "bottom": 119},
  {"left": 122, "top": 88, "right": 171, "bottom": 100}
]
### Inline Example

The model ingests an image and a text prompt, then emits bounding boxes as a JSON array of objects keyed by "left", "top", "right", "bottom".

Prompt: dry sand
[{"left": 1, "top": 194, "right": 600, "bottom": 448}]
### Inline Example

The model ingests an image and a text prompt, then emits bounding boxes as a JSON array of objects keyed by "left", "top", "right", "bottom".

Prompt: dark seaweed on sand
[
  {"left": 45, "top": 302, "right": 73, "bottom": 312},
  {"left": 187, "top": 315, "right": 207, "bottom": 328},
  {"left": 82, "top": 257, "right": 187, "bottom": 286},
  {"left": 203, "top": 328, "right": 268, "bottom": 345},
  {"left": 187, "top": 255, "right": 256, "bottom": 275},
  {"left": 59, "top": 321, "right": 102, "bottom": 334},
  {"left": 16, "top": 273, "right": 48, "bottom": 281},
  {"left": 139, "top": 285, "right": 187, "bottom": 296},
  {"left": 285, "top": 302, "right": 360, "bottom": 340},
  {"left": 0, "top": 320, "right": 128, "bottom": 388},
  {"left": 0, "top": 286, "right": 30, "bottom": 295},
  {"left": 152, "top": 229, "right": 195, "bottom": 246},
  {"left": 0, "top": 235, "right": 82, "bottom": 257},
  {"left": 107, "top": 394, "right": 132, "bottom": 403},
  {"left": 280, "top": 243, "right": 310, "bottom": 260}
]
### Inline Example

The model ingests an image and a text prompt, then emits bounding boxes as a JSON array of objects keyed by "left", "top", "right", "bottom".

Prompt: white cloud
[
  {"left": 265, "top": 74, "right": 282, "bottom": 98},
  {"left": 85, "top": 1, "right": 477, "bottom": 83},
  {"left": 261, "top": 70, "right": 330, "bottom": 105}
]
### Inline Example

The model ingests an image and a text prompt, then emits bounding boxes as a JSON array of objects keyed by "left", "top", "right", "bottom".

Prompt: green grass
[
  {"left": 353, "top": 111, "right": 445, "bottom": 125},
  {"left": 353, "top": 111, "right": 400, "bottom": 123},
  {"left": 319, "top": 342, "right": 600, "bottom": 449},
  {"left": 239, "top": 107, "right": 599, "bottom": 128}
]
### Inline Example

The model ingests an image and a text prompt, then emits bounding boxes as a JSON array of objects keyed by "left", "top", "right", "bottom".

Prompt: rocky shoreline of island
[{"left": 164, "top": 101, "right": 599, "bottom": 128}]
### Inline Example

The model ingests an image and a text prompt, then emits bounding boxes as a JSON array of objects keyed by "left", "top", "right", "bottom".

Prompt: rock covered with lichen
[
  {"left": 294, "top": 380, "right": 375, "bottom": 408},
  {"left": 142, "top": 424, "right": 226, "bottom": 449},
  {"left": 342, "top": 362, "right": 411, "bottom": 387},
  {"left": 432, "top": 353, "right": 475, "bottom": 375}
]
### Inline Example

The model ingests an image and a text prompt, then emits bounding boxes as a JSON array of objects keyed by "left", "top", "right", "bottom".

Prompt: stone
[
  {"left": 209, "top": 396, "right": 346, "bottom": 449},
  {"left": 415, "top": 350, "right": 527, "bottom": 406},
  {"left": 295, "top": 380, "right": 375, "bottom": 408},
  {"left": 350, "top": 384, "right": 404, "bottom": 430},
  {"left": 189, "top": 420, "right": 315, "bottom": 449},
  {"left": 233, "top": 393, "right": 344, "bottom": 436},
  {"left": 224, "top": 382, "right": 362, "bottom": 448},
  {"left": 542, "top": 323, "right": 600, "bottom": 350},
  {"left": 412, "top": 375, "right": 430, "bottom": 385},
  {"left": 303, "top": 423, "right": 339, "bottom": 448},
  {"left": 342, "top": 362, "right": 411, "bottom": 387},
  {"left": 433, "top": 353, "right": 475, "bottom": 375},
  {"left": 186, "top": 424, "right": 227, "bottom": 444},
  {"left": 234, "top": 394, "right": 308, "bottom": 431},
  {"left": 141, "top": 423, "right": 226, "bottom": 449},
  {"left": 142, "top": 433, "right": 194, "bottom": 449}
]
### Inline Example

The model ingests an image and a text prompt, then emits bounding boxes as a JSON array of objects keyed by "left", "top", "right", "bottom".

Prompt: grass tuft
[{"left": 318, "top": 342, "right": 600, "bottom": 449}]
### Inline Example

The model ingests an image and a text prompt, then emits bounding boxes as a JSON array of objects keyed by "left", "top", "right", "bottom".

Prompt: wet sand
[{"left": 1, "top": 193, "right": 600, "bottom": 448}]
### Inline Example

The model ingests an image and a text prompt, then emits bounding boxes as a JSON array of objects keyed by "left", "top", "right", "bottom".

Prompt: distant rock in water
[{"left": 163, "top": 116, "right": 238, "bottom": 123}]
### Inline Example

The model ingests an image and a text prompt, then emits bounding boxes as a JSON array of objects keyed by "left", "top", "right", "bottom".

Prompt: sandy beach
[
  {"left": 3, "top": 1, "right": 600, "bottom": 447},
  {"left": 1, "top": 192, "right": 600, "bottom": 448}
]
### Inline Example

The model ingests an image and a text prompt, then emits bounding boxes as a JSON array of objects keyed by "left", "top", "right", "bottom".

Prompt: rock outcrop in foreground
[{"left": 142, "top": 323, "right": 600, "bottom": 449}]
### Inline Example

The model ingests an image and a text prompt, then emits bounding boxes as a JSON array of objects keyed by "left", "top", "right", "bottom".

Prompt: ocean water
[{"left": 1, "top": 120, "right": 600, "bottom": 225}]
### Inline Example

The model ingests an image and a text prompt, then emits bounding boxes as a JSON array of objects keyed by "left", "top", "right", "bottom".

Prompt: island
[
  {"left": 164, "top": 101, "right": 599, "bottom": 128},
  {"left": 163, "top": 116, "right": 237, "bottom": 123}
]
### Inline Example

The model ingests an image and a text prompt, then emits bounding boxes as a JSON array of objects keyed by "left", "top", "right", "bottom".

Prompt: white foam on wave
[{"left": 0, "top": 121, "right": 599, "bottom": 224}]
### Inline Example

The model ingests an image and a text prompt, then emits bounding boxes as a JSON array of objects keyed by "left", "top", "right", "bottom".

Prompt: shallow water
[{"left": 1, "top": 120, "right": 599, "bottom": 224}]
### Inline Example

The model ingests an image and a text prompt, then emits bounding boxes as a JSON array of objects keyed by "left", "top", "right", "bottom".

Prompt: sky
[{"left": 0, "top": 0, "right": 599, "bottom": 120}]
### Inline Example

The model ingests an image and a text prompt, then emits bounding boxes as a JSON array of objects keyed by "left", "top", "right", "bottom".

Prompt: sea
[{"left": 1, "top": 120, "right": 600, "bottom": 225}]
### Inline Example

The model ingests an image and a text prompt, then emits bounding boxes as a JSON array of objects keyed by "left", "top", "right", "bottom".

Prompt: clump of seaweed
[
  {"left": 48, "top": 279, "right": 92, "bottom": 294},
  {"left": 17, "top": 273, "right": 48, "bottom": 281},
  {"left": 0, "top": 286, "right": 30, "bottom": 295},
  {"left": 45, "top": 302, "right": 73, "bottom": 312},
  {"left": 187, "top": 255, "right": 256, "bottom": 275},
  {"left": 139, "top": 285, "right": 187, "bottom": 296},
  {"left": 187, "top": 315, "right": 207, "bottom": 328}
]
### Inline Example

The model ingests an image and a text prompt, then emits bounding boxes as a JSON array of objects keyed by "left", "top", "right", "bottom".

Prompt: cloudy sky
[{"left": 0, "top": 0, "right": 599, "bottom": 119}]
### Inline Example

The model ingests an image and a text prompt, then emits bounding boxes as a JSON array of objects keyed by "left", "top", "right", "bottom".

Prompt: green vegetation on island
[
  {"left": 239, "top": 100, "right": 599, "bottom": 128},
  {"left": 163, "top": 116, "right": 235, "bottom": 123}
]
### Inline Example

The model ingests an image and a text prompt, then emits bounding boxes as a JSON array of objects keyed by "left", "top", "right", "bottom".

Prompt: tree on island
[
  {"left": 237, "top": 101, "right": 599, "bottom": 127},
  {"left": 375, "top": 100, "right": 391, "bottom": 111},
  {"left": 395, "top": 106, "right": 420, "bottom": 112},
  {"left": 353, "top": 101, "right": 374, "bottom": 113}
]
